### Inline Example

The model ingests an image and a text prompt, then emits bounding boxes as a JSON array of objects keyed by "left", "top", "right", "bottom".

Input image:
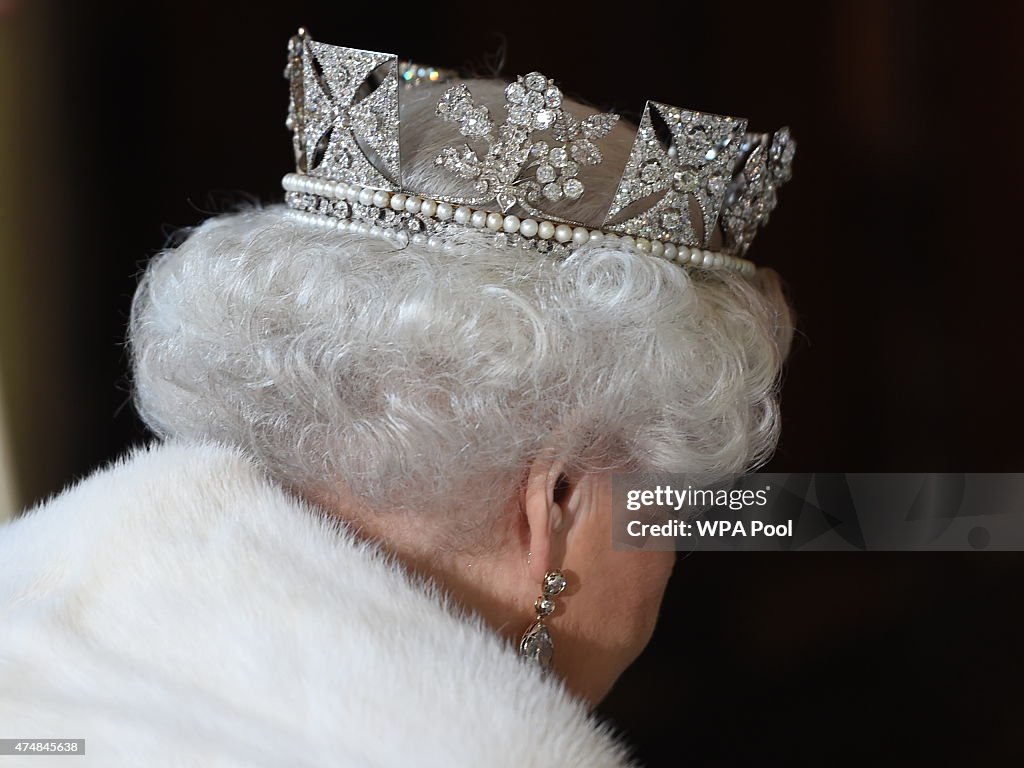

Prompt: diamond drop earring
[{"left": 518, "top": 569, "right": 568, "bottom": 670}]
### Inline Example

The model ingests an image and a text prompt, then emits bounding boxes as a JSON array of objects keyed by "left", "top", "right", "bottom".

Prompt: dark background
[{"left": 3, "top": 0, "right": 1023, "bottom": 764}]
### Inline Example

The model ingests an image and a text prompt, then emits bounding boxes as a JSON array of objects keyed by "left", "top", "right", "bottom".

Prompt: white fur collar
[{"left": 0, "top": 440, "right": 635, "bottom": 767}]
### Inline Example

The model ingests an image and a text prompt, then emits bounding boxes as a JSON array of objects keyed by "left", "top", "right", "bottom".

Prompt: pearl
[
  {"left": 486, "top": 212, "right": 504, "bottom": 231},
  {"left": 554, "top": 224, "right": 573, "bottom": 243},
  {"left": 420, "top": 199, "right": 437, "bottom": 217},
  {"left": 604, "top": 233, "right": 619, "bottom": 243},
  {"left": 588, "top": 230, "right": 604, "bottom": 242},
  {"left": 336, "top": 219, "right": 350, "bottom": 232},
  {"left": 356, "top": 222, "right": 370, "bottom": 235},
  {"left": 650, "top": 239, "right": 664, "bottom": 257},
  {"left": 436, "top": 202, "right": 454, "bottom": 220},
  {"left": 703, "top": 250, "right": 715, "bottom": 267},
  {"left": 454, "top": 206, "right": 472, "bottom": 225},
  {"left": 390, "top": 193, "right": 408, "bottom": 211},
  {"left": 572, "top": 227, "right": 590, "bottom": 245},
  {"left": 427, "top": 236, "right": 442, "bottom": 249},
  {"left": 372, "top": 191, "right": 390, "bottom": 208},
  {"left": 503, "top": 215, "right": 521, "bottom": 233},
  {"left": 538, "top": 221, "right": 555, "bottom": 240},
  {"left": 519, "top": 218, "right": 539, "bottom": 238},
  {"left": 393, "top": 231, "right": 410, "bottom": 247},
  {"left": 470, "top": 210, "right": 488, "bottom": 228},
  {"left": 635, "top": 237, "right": 651, "bottom": 253},
  {"left": 358, "top": 188, "right": 375, "bottom": 206},
  {"left": 619, "top": 235, "right": 635, "bottom": 248},
  {"left": 405, "top": 197, "right": 422, "bottom": 214},
  {"left": 345, "top": 185, "right": 359, "bottom": 202},
  {"left": 411, "top": 233, "right": 427, "bottom": 245}
]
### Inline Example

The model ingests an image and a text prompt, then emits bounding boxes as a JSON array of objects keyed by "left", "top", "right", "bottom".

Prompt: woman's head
[{"left": 128, "top": 78, "right": 794, "bottom": 704}]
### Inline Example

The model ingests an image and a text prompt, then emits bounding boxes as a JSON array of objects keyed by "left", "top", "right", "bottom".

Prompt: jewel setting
[{"left": 519, "top": 569, "right": 569, "bottom": 671}]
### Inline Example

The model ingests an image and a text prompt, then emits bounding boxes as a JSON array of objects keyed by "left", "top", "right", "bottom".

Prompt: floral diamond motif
[{"left": 434, "top": 72, "right": 619, "bottom": 215}]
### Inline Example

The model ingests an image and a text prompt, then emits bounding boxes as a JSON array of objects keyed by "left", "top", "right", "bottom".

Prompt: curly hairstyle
[{"left": 128, "top": 81, "right": 794, "bottom": 552}]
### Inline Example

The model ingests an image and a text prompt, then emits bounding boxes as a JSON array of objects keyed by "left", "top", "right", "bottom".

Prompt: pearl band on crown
[{"left": 282, "top": 173, "right": 756, "bottom": 275}]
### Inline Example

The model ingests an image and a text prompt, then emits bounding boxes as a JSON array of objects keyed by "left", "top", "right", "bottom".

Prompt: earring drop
[{"left": 518, "top": 569, "right": 568, "bottom": 670}]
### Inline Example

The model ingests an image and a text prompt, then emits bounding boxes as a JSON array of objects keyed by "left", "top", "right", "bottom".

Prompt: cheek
[
  {"left": 587, "top": 549, "right": 675, "bottom": 653},
  {"left": 571, "top": 476, "right": 676, "bottom": 657},
  {"left": 629, "top": 550, "right": 676, "bottom": 642}
]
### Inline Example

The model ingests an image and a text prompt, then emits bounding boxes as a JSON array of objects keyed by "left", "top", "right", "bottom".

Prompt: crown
[{"left": 281, "top": 29, "right": 795, "bottom": 276}]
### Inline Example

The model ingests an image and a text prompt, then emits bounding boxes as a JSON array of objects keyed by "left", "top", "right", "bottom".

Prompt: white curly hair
[{"left": 128, "top": 81, "right": 794, "bottom": 552}]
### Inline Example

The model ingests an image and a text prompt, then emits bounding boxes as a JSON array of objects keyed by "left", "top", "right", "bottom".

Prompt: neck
[{"left": 310, "top": 498, "right": 609, "bottom": 708}]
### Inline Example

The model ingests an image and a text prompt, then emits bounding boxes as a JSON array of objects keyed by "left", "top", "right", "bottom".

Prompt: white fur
[{"left": 0, "top": 440, "right": 635, "bottom": 767}]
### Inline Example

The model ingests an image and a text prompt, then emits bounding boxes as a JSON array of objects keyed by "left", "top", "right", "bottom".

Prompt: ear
[{"left": 522, "top": 451, "right": 571, "bottom": 583}]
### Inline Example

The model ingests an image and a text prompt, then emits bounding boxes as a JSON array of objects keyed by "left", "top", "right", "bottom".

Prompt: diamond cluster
[
  {"left": 719, "top": 128, "right": 796, "bottom": 254},
  {"left": 434, "top": 71, "right": 618, "bottom": 217},
  {"left": 604, "top": 103, "right": 746, "bottom": 248},
  {"left": 291, "top": 35, "right": 401, "bottom": 189}
]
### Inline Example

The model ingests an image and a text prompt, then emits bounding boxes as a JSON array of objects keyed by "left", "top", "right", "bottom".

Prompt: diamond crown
[{"left": 282, "top": 29, "right": 795, "bottom": 273}]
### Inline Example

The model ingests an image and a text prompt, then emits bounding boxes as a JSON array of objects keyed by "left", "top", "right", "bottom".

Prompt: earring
[{"left": 518, "top": 569, "right": 568, "bottom": 670}]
